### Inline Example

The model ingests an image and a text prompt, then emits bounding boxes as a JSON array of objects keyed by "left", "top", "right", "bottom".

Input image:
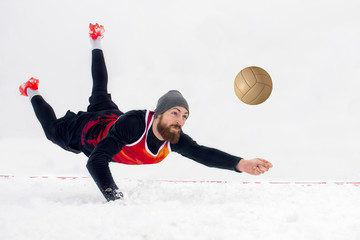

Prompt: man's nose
[{"left": 177, "top": 117, "right": 185, "bottom": 127}]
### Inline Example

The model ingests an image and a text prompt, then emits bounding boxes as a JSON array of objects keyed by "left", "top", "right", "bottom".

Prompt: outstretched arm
[
  {"left": 172, "top": 132, "right": 273, "bottom": 175},
  {"left": 172, "top": 133, "right": 242, "bottom": 171}
]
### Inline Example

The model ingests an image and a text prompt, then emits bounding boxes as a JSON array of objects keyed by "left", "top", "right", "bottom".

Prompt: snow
[
  {"left": 1, "top": 177, "right": 360, "bottom": 240},
  {"left": 2, "top": 0, "right": 360, "bottom": 238}
]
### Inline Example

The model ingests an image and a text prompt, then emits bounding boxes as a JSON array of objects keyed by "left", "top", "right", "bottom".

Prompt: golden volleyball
[{"left": 234, "top": 66, "right": 273, "bottom": 105}]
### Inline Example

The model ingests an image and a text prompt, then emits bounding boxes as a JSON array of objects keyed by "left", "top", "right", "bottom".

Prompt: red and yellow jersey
[
  {"left": 112, "top": 110, "right": 171, "bottom": 165},
  {"left": 80, "top": 110, "right": 171, "bottom": 165}
]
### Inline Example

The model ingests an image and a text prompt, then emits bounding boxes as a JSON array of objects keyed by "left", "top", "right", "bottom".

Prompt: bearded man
[{"left": 19, "top": 24, "right": 272, "bottom": 201}]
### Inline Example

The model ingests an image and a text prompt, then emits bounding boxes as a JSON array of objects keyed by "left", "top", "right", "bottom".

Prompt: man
[{"left": 19, "top": 24, "right": 273, "bottom": 201}]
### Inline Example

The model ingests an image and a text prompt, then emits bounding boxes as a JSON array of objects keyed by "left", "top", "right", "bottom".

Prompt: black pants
[{"left": 31, "top": 49, "right": 122, "bottom": 153}]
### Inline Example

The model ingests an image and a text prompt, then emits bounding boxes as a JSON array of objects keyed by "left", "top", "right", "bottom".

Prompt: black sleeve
[
  {"left": 171, "top": 132, "right": 242, "bottom": 172},
  {"left": 86, "top": 110, "right": 145, "bottom": 201}
]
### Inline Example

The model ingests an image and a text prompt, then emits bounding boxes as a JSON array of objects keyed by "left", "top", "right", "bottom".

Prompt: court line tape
[
  {"left": 0, "top": 175, "right": 89, "bottom": 180},
  {"left": 0, "top": 175, "right": 359, "bottom": 185}
]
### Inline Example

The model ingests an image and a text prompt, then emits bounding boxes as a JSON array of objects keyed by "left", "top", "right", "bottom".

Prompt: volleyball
[{"left": 234, "top": 66, "right": 273, "bottom": 105}]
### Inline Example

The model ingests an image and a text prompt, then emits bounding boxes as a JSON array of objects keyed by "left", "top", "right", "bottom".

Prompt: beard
[{"left": 157, "top": 116, "right": 181, "bottom": 144}]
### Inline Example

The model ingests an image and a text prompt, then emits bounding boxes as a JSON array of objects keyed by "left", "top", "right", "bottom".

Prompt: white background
[
  {"left": 2, "top": 1, "right": 360, "bottom": 239},
  {"left": 1, "top": 0, "right": 360, "bottom": 181}
]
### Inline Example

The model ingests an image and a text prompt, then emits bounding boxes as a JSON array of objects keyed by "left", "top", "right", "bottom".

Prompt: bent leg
[
  {"left": 30, "top": 96, "right": 80, "bottom": 153},
  {"left": 31, "top": 95, "right": 57, "bottom": 133}
]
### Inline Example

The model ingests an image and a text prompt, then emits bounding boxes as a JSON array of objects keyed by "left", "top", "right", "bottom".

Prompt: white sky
[{"left": 1, "top": 0, "right": 360, "bottom": 181}]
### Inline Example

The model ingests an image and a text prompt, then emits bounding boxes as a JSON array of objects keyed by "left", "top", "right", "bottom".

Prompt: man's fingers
[
  {"left": 258, "top": 165, "right": 268, "bottom": 172},
  {"left": 242, "top": 158, "right": 273, "bottom": 175},
  {"left": 253, "top": 166, "right": 264, "bottom": 175},
  {"left": 257, "top": 158, "right": 273, "bottom": 168}
]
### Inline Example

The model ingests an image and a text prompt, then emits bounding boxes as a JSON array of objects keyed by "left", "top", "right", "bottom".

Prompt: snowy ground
[
  {"left": 1, "top": 177, "right": 360, "bottom": 240},
  {"left": 1, "top": 138, "right": 360, "bottom": 240}
]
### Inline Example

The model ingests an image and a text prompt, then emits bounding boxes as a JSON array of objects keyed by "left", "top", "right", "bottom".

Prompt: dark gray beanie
[{"left": 154, "top": 90, "right": 189, "bottom": 118}]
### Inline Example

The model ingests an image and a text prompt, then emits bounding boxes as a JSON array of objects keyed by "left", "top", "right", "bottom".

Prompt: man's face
[{"left": 157, "top": 106, "right": 189, "bottom": 144}]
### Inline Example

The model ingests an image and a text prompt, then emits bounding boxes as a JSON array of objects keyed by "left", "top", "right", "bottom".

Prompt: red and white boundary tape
[
  {"left": 159, "top": 180, "right": 360, "bottom": 185},
  {"left": 0, "top": 175, "right": 89, "bottom": 180},
  {"left": 1, "top": 175, "right": 359, "bottom": 185}
]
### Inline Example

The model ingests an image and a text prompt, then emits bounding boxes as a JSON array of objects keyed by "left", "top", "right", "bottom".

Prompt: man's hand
[
  {"left": 103, "top": 188, "right": 124, "bottom": 201},
  {"left": 236, "top": 158, "right": 273, "bottom": 175}
]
